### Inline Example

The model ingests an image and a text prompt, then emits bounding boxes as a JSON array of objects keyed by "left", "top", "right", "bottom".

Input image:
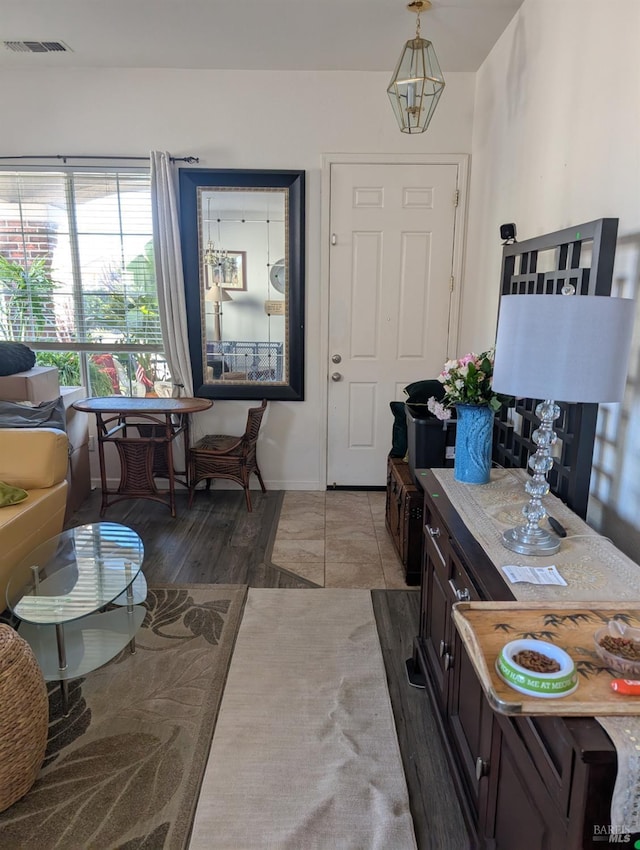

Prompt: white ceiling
[{"left": 0, "top": 0, "right": 524, "bottom": 73}]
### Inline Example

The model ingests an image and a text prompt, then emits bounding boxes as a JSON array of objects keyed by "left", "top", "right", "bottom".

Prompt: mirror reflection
[
  {"left": 179, "top": 168, "right": 304, "bottom": 401},
  {"left": 198, "top": 188, "right": 288, "bottom": 385}
]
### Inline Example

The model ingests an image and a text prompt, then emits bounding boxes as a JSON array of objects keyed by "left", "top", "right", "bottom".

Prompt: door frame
[{"left": 319, "top": 152, "right": 470, "bottom": 488}]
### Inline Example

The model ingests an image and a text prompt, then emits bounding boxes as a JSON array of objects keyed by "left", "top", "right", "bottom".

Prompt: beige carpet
[{"left": 189, "top": 588, "right": 418, "bottom": 850}]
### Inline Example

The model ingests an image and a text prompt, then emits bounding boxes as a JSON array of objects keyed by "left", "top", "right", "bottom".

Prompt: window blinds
[{"left": 0, "top": 168, "right": 163, "bottom": 350}]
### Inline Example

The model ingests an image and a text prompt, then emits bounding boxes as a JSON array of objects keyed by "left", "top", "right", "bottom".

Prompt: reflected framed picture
[{"left": 212, "top": 250, "right": 246, "bottom": 290}]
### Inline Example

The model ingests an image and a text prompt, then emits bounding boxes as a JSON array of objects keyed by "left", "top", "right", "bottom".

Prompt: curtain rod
[{"left": 0, "top": 154, "right": 199, "bottom": 164}]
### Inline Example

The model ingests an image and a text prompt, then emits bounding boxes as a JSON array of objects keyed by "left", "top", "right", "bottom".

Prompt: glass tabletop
[{"left": 7, "top": 522, "right": 144, "bottom": 625}]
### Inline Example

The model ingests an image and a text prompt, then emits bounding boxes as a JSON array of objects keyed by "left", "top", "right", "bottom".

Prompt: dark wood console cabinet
[
  {"left": 385, "top": 457, "right": 422, "bottom": 585},
  {"left": 413, "top": 469, "right": 618, "bottom": 850}
]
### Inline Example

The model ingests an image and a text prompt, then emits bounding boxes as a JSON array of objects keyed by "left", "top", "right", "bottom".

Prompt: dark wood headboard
[{"left": 492, "top": 218, "right": 619, "bottom": 518}]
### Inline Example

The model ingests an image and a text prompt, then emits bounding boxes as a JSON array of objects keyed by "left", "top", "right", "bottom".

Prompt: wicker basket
[{"left": 0, "top": 624, "right": 49, "bottom": 812}]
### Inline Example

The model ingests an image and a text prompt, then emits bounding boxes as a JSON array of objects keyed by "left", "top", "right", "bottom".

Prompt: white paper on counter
[{"left": 501, "top": 565, "right": 568, "bottom": 587}]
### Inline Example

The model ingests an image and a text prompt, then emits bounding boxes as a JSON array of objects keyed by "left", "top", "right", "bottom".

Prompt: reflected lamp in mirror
[
  {"left": 179, "top": 169, "right": 305, "bottom": 401},
  {"left": 205, "top": 284, "right": 232, "bottom": 342},
  {"left": 492, "top": 293, "right": 634, "bottom": 556}
]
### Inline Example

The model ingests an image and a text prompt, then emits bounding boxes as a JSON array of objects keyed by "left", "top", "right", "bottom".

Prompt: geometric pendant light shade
[{"left": 387, "top": 0, "right": 445, "bottom": 134}]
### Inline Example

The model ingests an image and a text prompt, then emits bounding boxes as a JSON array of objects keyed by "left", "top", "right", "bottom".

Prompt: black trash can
[{"left": 405, "top": 403, "right": 456, "bottom": 480}]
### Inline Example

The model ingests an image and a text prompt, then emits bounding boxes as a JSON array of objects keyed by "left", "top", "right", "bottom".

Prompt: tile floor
[{"left": 271, "top": 490, "right": 419, "bottom": 590}]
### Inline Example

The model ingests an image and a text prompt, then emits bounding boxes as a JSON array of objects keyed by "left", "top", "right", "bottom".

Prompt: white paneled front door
[{"left": 326, "top": 159, "right": 462, "bottom": 487}]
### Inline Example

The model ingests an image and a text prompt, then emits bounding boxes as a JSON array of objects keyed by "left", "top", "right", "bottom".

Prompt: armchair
[{"left": 188, "top": 400, "right": 267, "bottom": 511}]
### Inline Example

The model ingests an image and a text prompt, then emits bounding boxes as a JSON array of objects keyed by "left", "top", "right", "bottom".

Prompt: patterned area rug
[{"left": 0, "top": 584, "right": 247, "bottom": 850}]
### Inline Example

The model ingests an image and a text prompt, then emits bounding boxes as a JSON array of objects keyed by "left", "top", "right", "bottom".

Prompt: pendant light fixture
[{"left": 387, "top": 0, "right": 445, "bottom": 134}]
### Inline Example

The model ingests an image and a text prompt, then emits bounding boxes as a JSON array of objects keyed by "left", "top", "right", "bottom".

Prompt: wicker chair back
[{"left": 188, "top": 400, "right": 268, "bottom": 511}]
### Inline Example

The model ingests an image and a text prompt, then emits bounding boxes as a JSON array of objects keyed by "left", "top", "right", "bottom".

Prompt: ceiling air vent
[{"left": 4, "top": 41, "right": 72, "bottom": 54}]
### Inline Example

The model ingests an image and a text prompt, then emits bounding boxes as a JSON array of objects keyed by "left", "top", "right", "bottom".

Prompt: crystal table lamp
[{"left": 491, "top": 293, "right": 635, "bottom": 556}]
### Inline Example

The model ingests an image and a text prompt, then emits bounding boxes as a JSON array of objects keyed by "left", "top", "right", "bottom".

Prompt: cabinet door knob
[
  {"left": 444, "top": 652, "right": 454, "bottom": 671},
  {"left": 475, "top": 757, "right": 489, "bottom": 780},
  {"left": 427, "top": 525, "right": 440, "bottom": 538},
  {"left": 439, "top": 639, "right": 448, "bottom": 658}
]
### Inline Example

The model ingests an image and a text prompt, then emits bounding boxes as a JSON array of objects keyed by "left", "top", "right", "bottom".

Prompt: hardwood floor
[
  {"left": 70, "top": 489, "right": 314, "bottom": 588},
  {"left": 372, "top": 590, "right": 471, "bottom": 850},
  {"left": 66, "top": 487, "right": 469, "bottom": 850}
]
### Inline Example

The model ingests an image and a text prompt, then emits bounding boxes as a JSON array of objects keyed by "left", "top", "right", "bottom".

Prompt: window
[{"left": 0, "top": 168, "right": 169, "bottom": 396}]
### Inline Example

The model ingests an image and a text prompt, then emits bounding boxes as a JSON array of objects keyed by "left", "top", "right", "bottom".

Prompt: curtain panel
[{"left": 150, "top": 151, "right": 194, "bottom": 397}]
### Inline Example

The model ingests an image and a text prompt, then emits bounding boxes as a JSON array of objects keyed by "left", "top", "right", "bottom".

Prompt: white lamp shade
[
  {"left": 492, "top": 294, "right": 635, "bottom": 403},
  {"left": 205, "top": 284, "right": 233, "bottom": 303}
]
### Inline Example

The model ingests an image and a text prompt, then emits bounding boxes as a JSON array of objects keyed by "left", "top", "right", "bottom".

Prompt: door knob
[
  {"left": 331, "top": 372, "right": 342, "bottom": 382},
  {"left": 331, "top": 354, "right": 342, "bottom": 364}
]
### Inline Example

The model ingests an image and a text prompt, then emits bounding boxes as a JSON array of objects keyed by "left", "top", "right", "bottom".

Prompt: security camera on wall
[{"left": 500, "top": 223, "right": 517, "bottom": 244}]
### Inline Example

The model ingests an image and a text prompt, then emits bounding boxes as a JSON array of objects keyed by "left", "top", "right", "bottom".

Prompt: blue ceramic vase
[{"left": 454, "top": 404, "right": 494, "bottom": 485}]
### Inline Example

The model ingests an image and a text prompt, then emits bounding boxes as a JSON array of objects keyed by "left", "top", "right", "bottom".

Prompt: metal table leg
[{"left": 55, "top": 623, "right": 70, "bottom": 716}]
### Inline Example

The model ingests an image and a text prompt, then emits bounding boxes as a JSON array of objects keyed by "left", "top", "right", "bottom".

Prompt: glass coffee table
[{"left": 6, "top": 522, "right": 147, "bottom": 716}]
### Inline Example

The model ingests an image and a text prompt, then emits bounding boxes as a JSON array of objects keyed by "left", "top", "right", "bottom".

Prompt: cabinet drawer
[
  {"left": 424, "top": 523, "right": 450, "bottom": 585},
  {"left": 449, "top": 543, "right": 481, "bottom": 604}
]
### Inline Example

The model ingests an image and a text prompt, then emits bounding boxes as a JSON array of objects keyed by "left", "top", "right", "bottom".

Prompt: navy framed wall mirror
[{"left": 179, "top": 168, "right": 305, "bottom": 400}]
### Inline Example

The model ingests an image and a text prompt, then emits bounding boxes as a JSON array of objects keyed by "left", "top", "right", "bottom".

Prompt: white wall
[
  {"left": 462, "top": 0, "right": 640, "bottom": 351},
  {"left": 1, "top": 68, "right": 475, "bottom": 488},
  {"left": 462, "top": 0, "right": 640, "bottom": 556}
]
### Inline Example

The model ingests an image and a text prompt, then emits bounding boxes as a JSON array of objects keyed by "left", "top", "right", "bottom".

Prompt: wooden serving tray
[{"left": 452, "top": 601, "right": 640, "bottom": 715}]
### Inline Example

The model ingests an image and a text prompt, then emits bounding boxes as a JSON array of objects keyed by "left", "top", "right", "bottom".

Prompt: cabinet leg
[{"left": 405, "top": 656, "right": 426, "bottom": 689}]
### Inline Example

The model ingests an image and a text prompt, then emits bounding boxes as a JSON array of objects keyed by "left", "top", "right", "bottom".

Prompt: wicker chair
[
  {"left": 0, "top": 625, "right": 48, "bottom": 812},
  {"left": 188, "top": 400, "right": 267, "bottom": 512}
]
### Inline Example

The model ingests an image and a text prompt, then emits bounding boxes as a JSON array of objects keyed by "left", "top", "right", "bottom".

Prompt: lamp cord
[{"left": 564, "top": 533, "right": 614, "bottom": 545}]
